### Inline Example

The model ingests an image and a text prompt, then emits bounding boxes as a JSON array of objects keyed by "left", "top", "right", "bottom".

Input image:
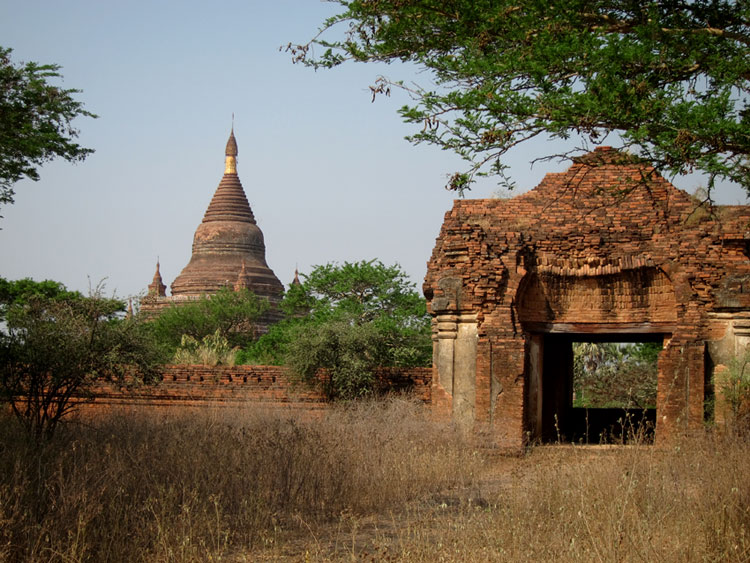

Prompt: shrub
[
  {"left": 241, "top": 261, "right": 431, "bottom": 367},
  {"left": 573, "top": 342, "right": 659, "bottom": 409},
  {"left": 146, "top": 287, "right": 267, "bottom": 355},
  {"left": 172, "top": 330, "right": 238, "bottom": 366}
]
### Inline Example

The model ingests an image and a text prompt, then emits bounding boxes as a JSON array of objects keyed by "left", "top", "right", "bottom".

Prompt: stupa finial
[{"left": 225, "top": 122, "right": 238, "bottom": 173}]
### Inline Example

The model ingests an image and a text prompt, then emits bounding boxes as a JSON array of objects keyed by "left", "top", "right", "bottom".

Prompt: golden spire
[{"left": 225, "top": 125, "right": 238, "bottom": 174}]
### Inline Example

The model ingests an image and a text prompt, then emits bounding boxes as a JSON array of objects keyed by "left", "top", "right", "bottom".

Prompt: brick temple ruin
[
  {"left": 140, "top": 129, "right": 284, "bottom": 332},
  {"left": 424, "top": 147, "right": 750, "bottom": 446}
]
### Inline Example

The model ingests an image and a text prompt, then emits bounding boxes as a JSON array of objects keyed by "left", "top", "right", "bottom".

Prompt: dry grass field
[{"left": 0, "top": 399, "right": 748, "bottom": 562}]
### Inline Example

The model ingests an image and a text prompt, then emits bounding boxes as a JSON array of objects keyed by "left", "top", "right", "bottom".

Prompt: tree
[
  {"left": 0, "top": 292, "right": 163, "bottom": 440},
  {"left": 285, "top": 260, "right": 429, "bottom": 327},
  {"left": 0, "top": 46, "right": 95, "bottom": 211},
  {"left": 172, "top": 330, "right": 240, "bottom": 366},
  {"left": 285, "top": 320, "right": 388, "bottom": 399},
  {"left": 0, "top": 276, "right": 83, "bottom": 321},
  {"left": 240, "top": 260, "right": 432, "bottom": 399},
  {"left": 291, "top": 1, "right": 750, "bottom": 195},
  {"left": 146, "top": 287, "right": 268, "bottom": 356}
]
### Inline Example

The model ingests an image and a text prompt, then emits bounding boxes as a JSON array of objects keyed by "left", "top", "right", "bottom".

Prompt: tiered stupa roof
[{"left": 170, "top": 129, "right": 283, "bottom": 303}]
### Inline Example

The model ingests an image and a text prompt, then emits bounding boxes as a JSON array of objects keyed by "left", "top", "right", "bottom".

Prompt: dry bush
[
  {"left": 0, "top": 397, "right": 477, "bottom": 562},
  {"left": 172, "top": 330, "right": 238, "bottom": 366}
]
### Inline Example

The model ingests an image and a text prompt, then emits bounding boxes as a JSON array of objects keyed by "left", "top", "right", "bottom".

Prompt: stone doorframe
[{"left": 432, "top": 312, "right": 478, "bottom": 432}]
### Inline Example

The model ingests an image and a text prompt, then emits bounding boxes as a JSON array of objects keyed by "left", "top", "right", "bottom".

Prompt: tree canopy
[
  {"left": 145, "top": 287, "right": 269, "bottom": 356},
  {"left": 0, "top": 47, "right": 95, "bottom": 211},
  {"left": 0, "top": 289, "right": 162, "bottom": 439},
  {"left": 0, "top": 276, "right": 83, "bottom": 321},
  {"left": 292, "top": 0, "right": 750, "bottom": 195},
  {"left": 282, "top": 260, "right": 429, "bottom": 327},
  {"left": 240, "top": 260, "right": 432, "bottom": 399}
]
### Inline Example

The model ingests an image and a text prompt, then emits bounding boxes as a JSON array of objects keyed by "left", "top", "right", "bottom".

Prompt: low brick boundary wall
[{"left": 87, "top": 365, "right": 432, "bottom": 413}]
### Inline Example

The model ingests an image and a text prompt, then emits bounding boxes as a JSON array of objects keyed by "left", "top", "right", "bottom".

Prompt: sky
[{"left": 1, "top": 1, "right": 748, "bottom": 301}]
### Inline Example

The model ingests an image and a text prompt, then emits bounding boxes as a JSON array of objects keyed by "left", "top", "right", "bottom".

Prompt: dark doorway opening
[{"left": 527, "top": 333, "right": 663, "bottom": 443}]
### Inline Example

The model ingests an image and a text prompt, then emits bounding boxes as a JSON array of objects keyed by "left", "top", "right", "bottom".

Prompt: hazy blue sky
[{"left": 1, "top": 1, "right": 747, "bottom": 300}]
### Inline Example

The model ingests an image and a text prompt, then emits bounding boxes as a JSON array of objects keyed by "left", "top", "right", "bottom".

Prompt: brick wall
[{"left": 86, "top": 365, "right": 432, "bottom": 414}]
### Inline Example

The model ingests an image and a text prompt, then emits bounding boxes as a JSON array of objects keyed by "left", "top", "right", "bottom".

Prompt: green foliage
[
  {"left": 293, "top": 260, "right": 428, "bottom": 324},
  {"left": 0, "top": 276, "right": 83, "bottom": 321},
  {"left": 0, "top": 291, "right": 163, "bottom": 439},
  {"left": 285, "top": 320, "right": 385, "bottom": 400},
  {"left": 629, "top": 341, "right": 662, "bottom": 365},
  {"left": 235, "top": 317, "right": 295, "bottom": 366},
  {"left": 147, "top": 287, "right": 268, "bottom": 355},
  {"left": 0, "top": 47, "right": 96, "bottom": 211},
  {"left": 172, "top": 330, "right": 238, "bottom": 366},
  {"left": 573, "top": 342, "right": 659, "bottom": 409},
  {"left": 292, "top": 1, "right": 750, "bottom": 195},
  {"left": 241, "top": 260, "right": 431, "bottom": 399}
]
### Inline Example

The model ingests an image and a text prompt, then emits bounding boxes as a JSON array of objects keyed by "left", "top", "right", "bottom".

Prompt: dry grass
[
  {"left": 0, "top": 398, "right": 477, "bottom": 562},
  {"left": 261, "top": 433, "right": 750, "bottom": 562},
  {"left": 392, "top": 439, "right": 749, "bottom": 562},
  {"left": 1, "top": 402, "right": 749, "bottom": 562}
]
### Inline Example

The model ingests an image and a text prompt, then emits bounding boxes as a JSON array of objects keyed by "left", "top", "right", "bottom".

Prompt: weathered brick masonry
[
  {"left": 87, "top": 365, "right": 432, "bottom": 413},
  {"left": 424, "top": 147, "right": 750, "bottom": 447}
]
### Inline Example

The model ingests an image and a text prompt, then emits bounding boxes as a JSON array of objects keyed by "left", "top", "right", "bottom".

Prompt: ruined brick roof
[{"left": 425, "top": 147, "right": 750, "bottom": 320}]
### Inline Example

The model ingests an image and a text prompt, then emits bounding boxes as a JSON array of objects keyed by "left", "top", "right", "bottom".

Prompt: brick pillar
[{"left": 656, "top": 338, "right": 705, "bottom": 444}]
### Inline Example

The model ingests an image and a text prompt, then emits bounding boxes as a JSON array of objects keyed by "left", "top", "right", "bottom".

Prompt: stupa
[{"left": 141, "top": 128, "right": 284, "bottom": 332}]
